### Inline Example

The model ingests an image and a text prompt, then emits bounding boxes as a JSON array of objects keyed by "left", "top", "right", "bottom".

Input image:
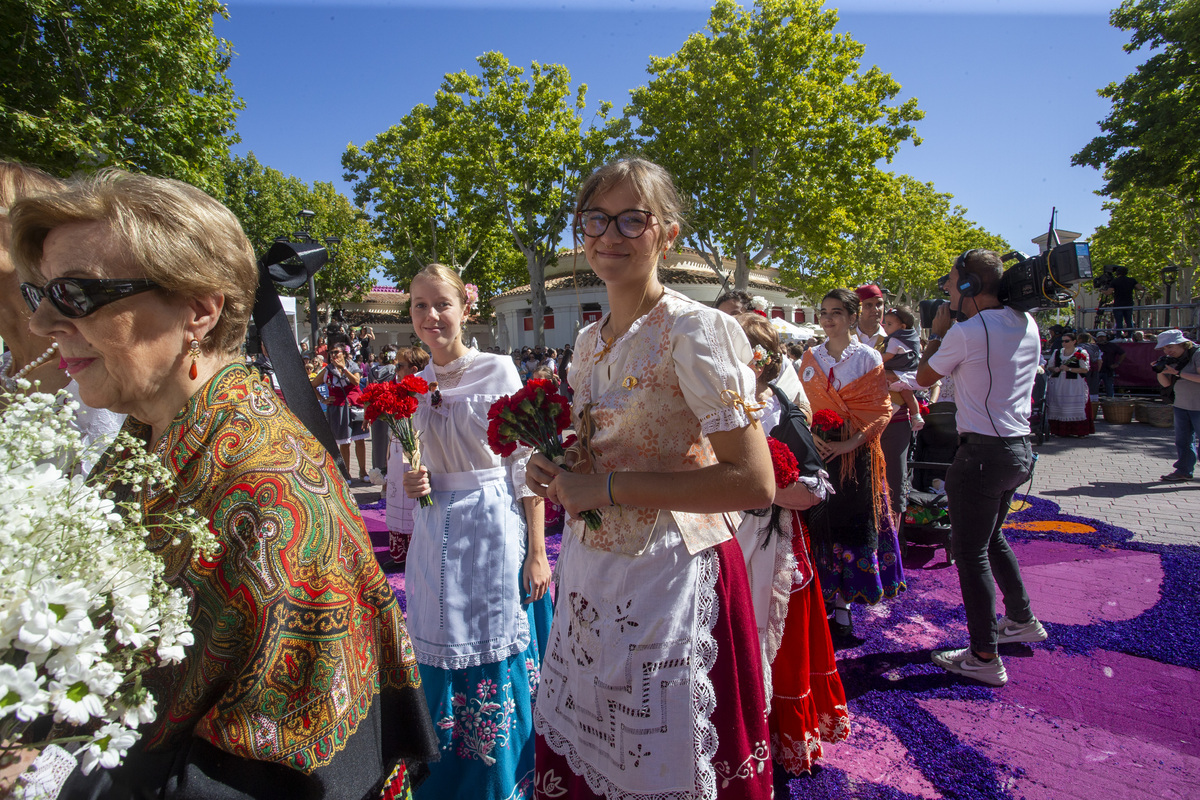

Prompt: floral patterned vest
[{"left": 568, "top": 290, "right": 734, "bottom": 556}]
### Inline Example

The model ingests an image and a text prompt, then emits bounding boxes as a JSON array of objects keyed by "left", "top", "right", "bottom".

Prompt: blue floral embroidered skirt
[{"left": 415, "top": 592, "right": 553, "bottom": 800}]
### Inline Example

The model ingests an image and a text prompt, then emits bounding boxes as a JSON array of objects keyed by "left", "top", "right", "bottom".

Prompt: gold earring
[{"left": 188, "top": 338, "right": 201, "bottom": 380}]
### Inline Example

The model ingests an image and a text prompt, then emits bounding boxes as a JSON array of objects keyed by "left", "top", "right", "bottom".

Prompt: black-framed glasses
[
  {"left": 578, "top": 208, "right": 655, "bottom": 239},
  {"left": 21, "top": 277, "right": 161, "bottom": 319}
]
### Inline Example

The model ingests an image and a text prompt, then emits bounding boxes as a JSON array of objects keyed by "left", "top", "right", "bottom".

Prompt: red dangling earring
[{"left": 188, "top": 338, "right": 201, "bottom": 380}]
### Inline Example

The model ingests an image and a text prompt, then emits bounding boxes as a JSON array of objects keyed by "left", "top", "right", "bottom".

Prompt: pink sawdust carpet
[{"left": 358, "top": 495, "right": 1198, "bottom": 799}]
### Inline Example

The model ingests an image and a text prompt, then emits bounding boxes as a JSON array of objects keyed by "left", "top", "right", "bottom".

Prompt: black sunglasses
[
  {"left": 21, "top": 277, "right": 161, "bottom": 319},
  {"left": 578, "top": 208, "right": 655, "bottom": 239}
]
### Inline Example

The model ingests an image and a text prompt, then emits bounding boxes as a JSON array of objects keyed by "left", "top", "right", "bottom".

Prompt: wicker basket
[
  {"left": 1100, "top": 401, "right": 1136, "bottom": 424},
  {"left": 1135, "top": 402, "right": 1175, "bottom": 428}
]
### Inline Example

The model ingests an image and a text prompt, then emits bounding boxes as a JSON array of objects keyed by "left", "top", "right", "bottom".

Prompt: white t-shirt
[{"left": 927, "top": 307, "right": 1040, "bottom": 437}]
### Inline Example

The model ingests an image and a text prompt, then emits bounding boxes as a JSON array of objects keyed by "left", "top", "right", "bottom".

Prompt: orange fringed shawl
[{"left": 800, "top": 349, "right": 893, "bottom": 527}]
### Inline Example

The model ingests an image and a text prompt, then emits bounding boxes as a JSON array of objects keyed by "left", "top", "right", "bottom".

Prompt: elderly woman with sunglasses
[{"left": 12, "top": 169, "right": 438, "bottom": 799}]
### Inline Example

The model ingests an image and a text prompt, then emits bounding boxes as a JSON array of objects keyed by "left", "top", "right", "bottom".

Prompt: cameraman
[
  {"left": 915, "top": 249, "right": 1047, "bottom": 687},
  {"left": 1155, "top": 329, "right": 1200, "bottom": 483}
]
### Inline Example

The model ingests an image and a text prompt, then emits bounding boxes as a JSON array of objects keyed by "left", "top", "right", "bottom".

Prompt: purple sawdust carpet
[{"left": 358, "top": 495, "right": 1199, "bottom": 799}]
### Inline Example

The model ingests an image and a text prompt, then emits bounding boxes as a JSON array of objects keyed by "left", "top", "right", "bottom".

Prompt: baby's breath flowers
[{"left": 0, "top": 387, "right": 215, "bottom": 791}]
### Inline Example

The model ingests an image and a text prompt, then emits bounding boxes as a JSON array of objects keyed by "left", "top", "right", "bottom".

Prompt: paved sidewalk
[{"left": 1026, "top": 417, "right": 1200, "bottom": 547}]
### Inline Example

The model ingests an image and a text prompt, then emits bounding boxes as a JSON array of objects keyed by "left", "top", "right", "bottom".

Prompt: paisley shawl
[{"left": 101, "top": 364, "right": 437, "bottom": 783}]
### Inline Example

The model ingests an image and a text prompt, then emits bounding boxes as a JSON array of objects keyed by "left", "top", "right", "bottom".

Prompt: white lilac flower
[
  {"left": 368, "top": 467, "right": 386, "bottom": 486},
  {"left": 0, "top": 662, "right": 49, "bottom": 722},
  {"left": 78, "top": 722, "right": 140, "bottom": 775}
]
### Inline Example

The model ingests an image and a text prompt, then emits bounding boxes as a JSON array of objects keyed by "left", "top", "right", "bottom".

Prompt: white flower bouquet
[{"left": 0, "top": 387, "right": 215, "bottom": 792}]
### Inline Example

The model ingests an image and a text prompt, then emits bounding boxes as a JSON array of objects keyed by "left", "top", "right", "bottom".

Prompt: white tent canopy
[{"left": 770, "top": 317, "right": 816, "bottom": 341}]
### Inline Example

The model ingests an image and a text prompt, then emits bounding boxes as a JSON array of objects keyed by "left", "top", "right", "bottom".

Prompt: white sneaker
[
  {"left": 931, "top": 647, "right": 1008, "bottom": 686},
  {"left": 997, "top": 615, "right": 1048, "bottom": 644},
  {"left": 911, "top": 414, "right": 925, "bottom": 432}
]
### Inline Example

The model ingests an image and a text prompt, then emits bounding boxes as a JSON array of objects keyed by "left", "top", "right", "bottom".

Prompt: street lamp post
[{"left": 1161, "top": 264, "right": 1179, "bottom": 328}]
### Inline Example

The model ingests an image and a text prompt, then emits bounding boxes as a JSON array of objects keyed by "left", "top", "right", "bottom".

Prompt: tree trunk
[
  {"left": 733, "top": 248, "right": 751, "bottom": 292},
  {"left": 526, "top": 250, "right": 549, "bottom": 347}
]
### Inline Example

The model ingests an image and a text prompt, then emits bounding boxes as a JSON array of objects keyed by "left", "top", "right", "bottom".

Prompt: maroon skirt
[{"left": 534, "top": 537, "right": 772, "bottom": 800}]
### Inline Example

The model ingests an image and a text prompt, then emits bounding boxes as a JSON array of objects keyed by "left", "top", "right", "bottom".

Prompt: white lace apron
[{"left": 535, "top": 524, "right": 719, "bottom": 800}]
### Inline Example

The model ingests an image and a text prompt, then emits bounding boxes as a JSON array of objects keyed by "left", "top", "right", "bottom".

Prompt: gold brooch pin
[{"left": 622, "top": 376, "right": 638, "bottom": 389}]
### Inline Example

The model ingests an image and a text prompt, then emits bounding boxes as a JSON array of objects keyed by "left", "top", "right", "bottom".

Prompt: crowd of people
[{"left": 1, "top": 153, "right": 1195, "bottom": 800}]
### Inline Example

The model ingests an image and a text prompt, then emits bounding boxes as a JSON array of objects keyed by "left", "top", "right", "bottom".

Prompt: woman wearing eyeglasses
[
  {"left": 525, "top": 158, "right": 775, "bottom": 800},
  {"left": 12, "top": 170, "right": 438, "bottom": 798},
  {"left": 1046, "top": 331, "right": 1094, "bottom": 437}
]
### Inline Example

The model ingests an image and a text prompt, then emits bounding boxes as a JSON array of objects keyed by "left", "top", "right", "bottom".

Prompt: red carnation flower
[
  {"left": 811, "top": 409, "right": 845, "bottom": 442},
  {"left": 767, "top": 436, "right": 800, "bottom": 488},
  {"left": 361, "top": 371, "right": 432, "bottom": 506},
  {"left": 486, "top": 387, "right": 601, "bottom": 530}
]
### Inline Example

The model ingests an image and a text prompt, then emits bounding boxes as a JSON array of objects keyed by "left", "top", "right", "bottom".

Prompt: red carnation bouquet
[
  {"left": 767, "top": 436, "right": 800, "bottom": 488},
  {"left": 810, "top": 408, "right": 845, "bottom": 442},
  {"left": 362, "top": 374, "right": 433, "bottom": 507},
  {"left": 487, "top": 379, "right": 602, "bottom": 530}
]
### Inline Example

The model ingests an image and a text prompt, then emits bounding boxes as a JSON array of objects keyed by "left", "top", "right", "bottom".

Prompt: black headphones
[{"left": 955, "top": 249, "right": 983, "bottom": 298}]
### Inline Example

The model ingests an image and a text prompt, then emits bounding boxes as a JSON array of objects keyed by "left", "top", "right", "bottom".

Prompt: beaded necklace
[{"left": 2, "top": 342, "right": 59, "bottom": 392}]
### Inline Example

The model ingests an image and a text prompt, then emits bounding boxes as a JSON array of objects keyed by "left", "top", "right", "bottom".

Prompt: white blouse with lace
[{"left": 807, "top": 338, "right": 883, "bottom": 391}]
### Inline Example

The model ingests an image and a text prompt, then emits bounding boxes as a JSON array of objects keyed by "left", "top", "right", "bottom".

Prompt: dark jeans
[
  {"left": 945, "top": 437, "right": 1035, "bottom": 654},
  {"left": 881, "top": 416, "right": 912, "bottom": 523},
  {"left": 1112, "top": 307, "right": 1134, "bottom": 336},
  {"left": 1099, "top": 369, "right": 1116, "bottom": 398},
  {"left": 1174, "top": 406, "right": 1200, "bottom": 476}
]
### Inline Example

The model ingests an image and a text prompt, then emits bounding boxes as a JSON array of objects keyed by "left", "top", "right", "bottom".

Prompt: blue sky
[{"left": 217, "top": 0, "right": 1135, "bottom": 260}]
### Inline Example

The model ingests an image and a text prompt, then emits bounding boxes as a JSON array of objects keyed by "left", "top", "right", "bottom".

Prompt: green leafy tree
[
  {"left": 219, "top": 152, "right": 309, "bottom": 253},
  {"left": 1090, "top": 184, "right": 1198, "bottom": 303},
  {"left": 1073, "top": 0, "right": 1200, "bottom": 203},
  {"left": 0, "top": 0, "right": 242, "bottom": 191},
  {"left": 439, "top": 52, "right": 624, "bottom": 344},
  {"left": 791, "top": 172, "right": 1008, "bottom": 302},
  {"left": 302, "top": 181, "right": 386, "bottom": 316},
  {"left": 217, "top": 153, "right": 384, "bottom": 325},
  {"left": 627, "top": 0, "right": 922, "bottom": 291},
  {"left": 342, "top": 101, "right": 524, "bottom": 299}
]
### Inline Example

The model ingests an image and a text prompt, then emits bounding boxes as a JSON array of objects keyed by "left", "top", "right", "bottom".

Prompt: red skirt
[
  {"left": 1049, "top": 400, "right": 1095, "bottom": 437},
  {"left": 769, "top": 512, "right": 851, "bottom": 775},
  {"left": 534, "top": 537, "right": 772, "bottom": 799}
]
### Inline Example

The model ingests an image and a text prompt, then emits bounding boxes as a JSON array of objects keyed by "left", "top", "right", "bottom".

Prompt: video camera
[
  {"left": 996, "top": 241, "right": 1092, "bottom": 313},
  {"left": 919, "top": 240, "right": 1093, "bottom": 329}
]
